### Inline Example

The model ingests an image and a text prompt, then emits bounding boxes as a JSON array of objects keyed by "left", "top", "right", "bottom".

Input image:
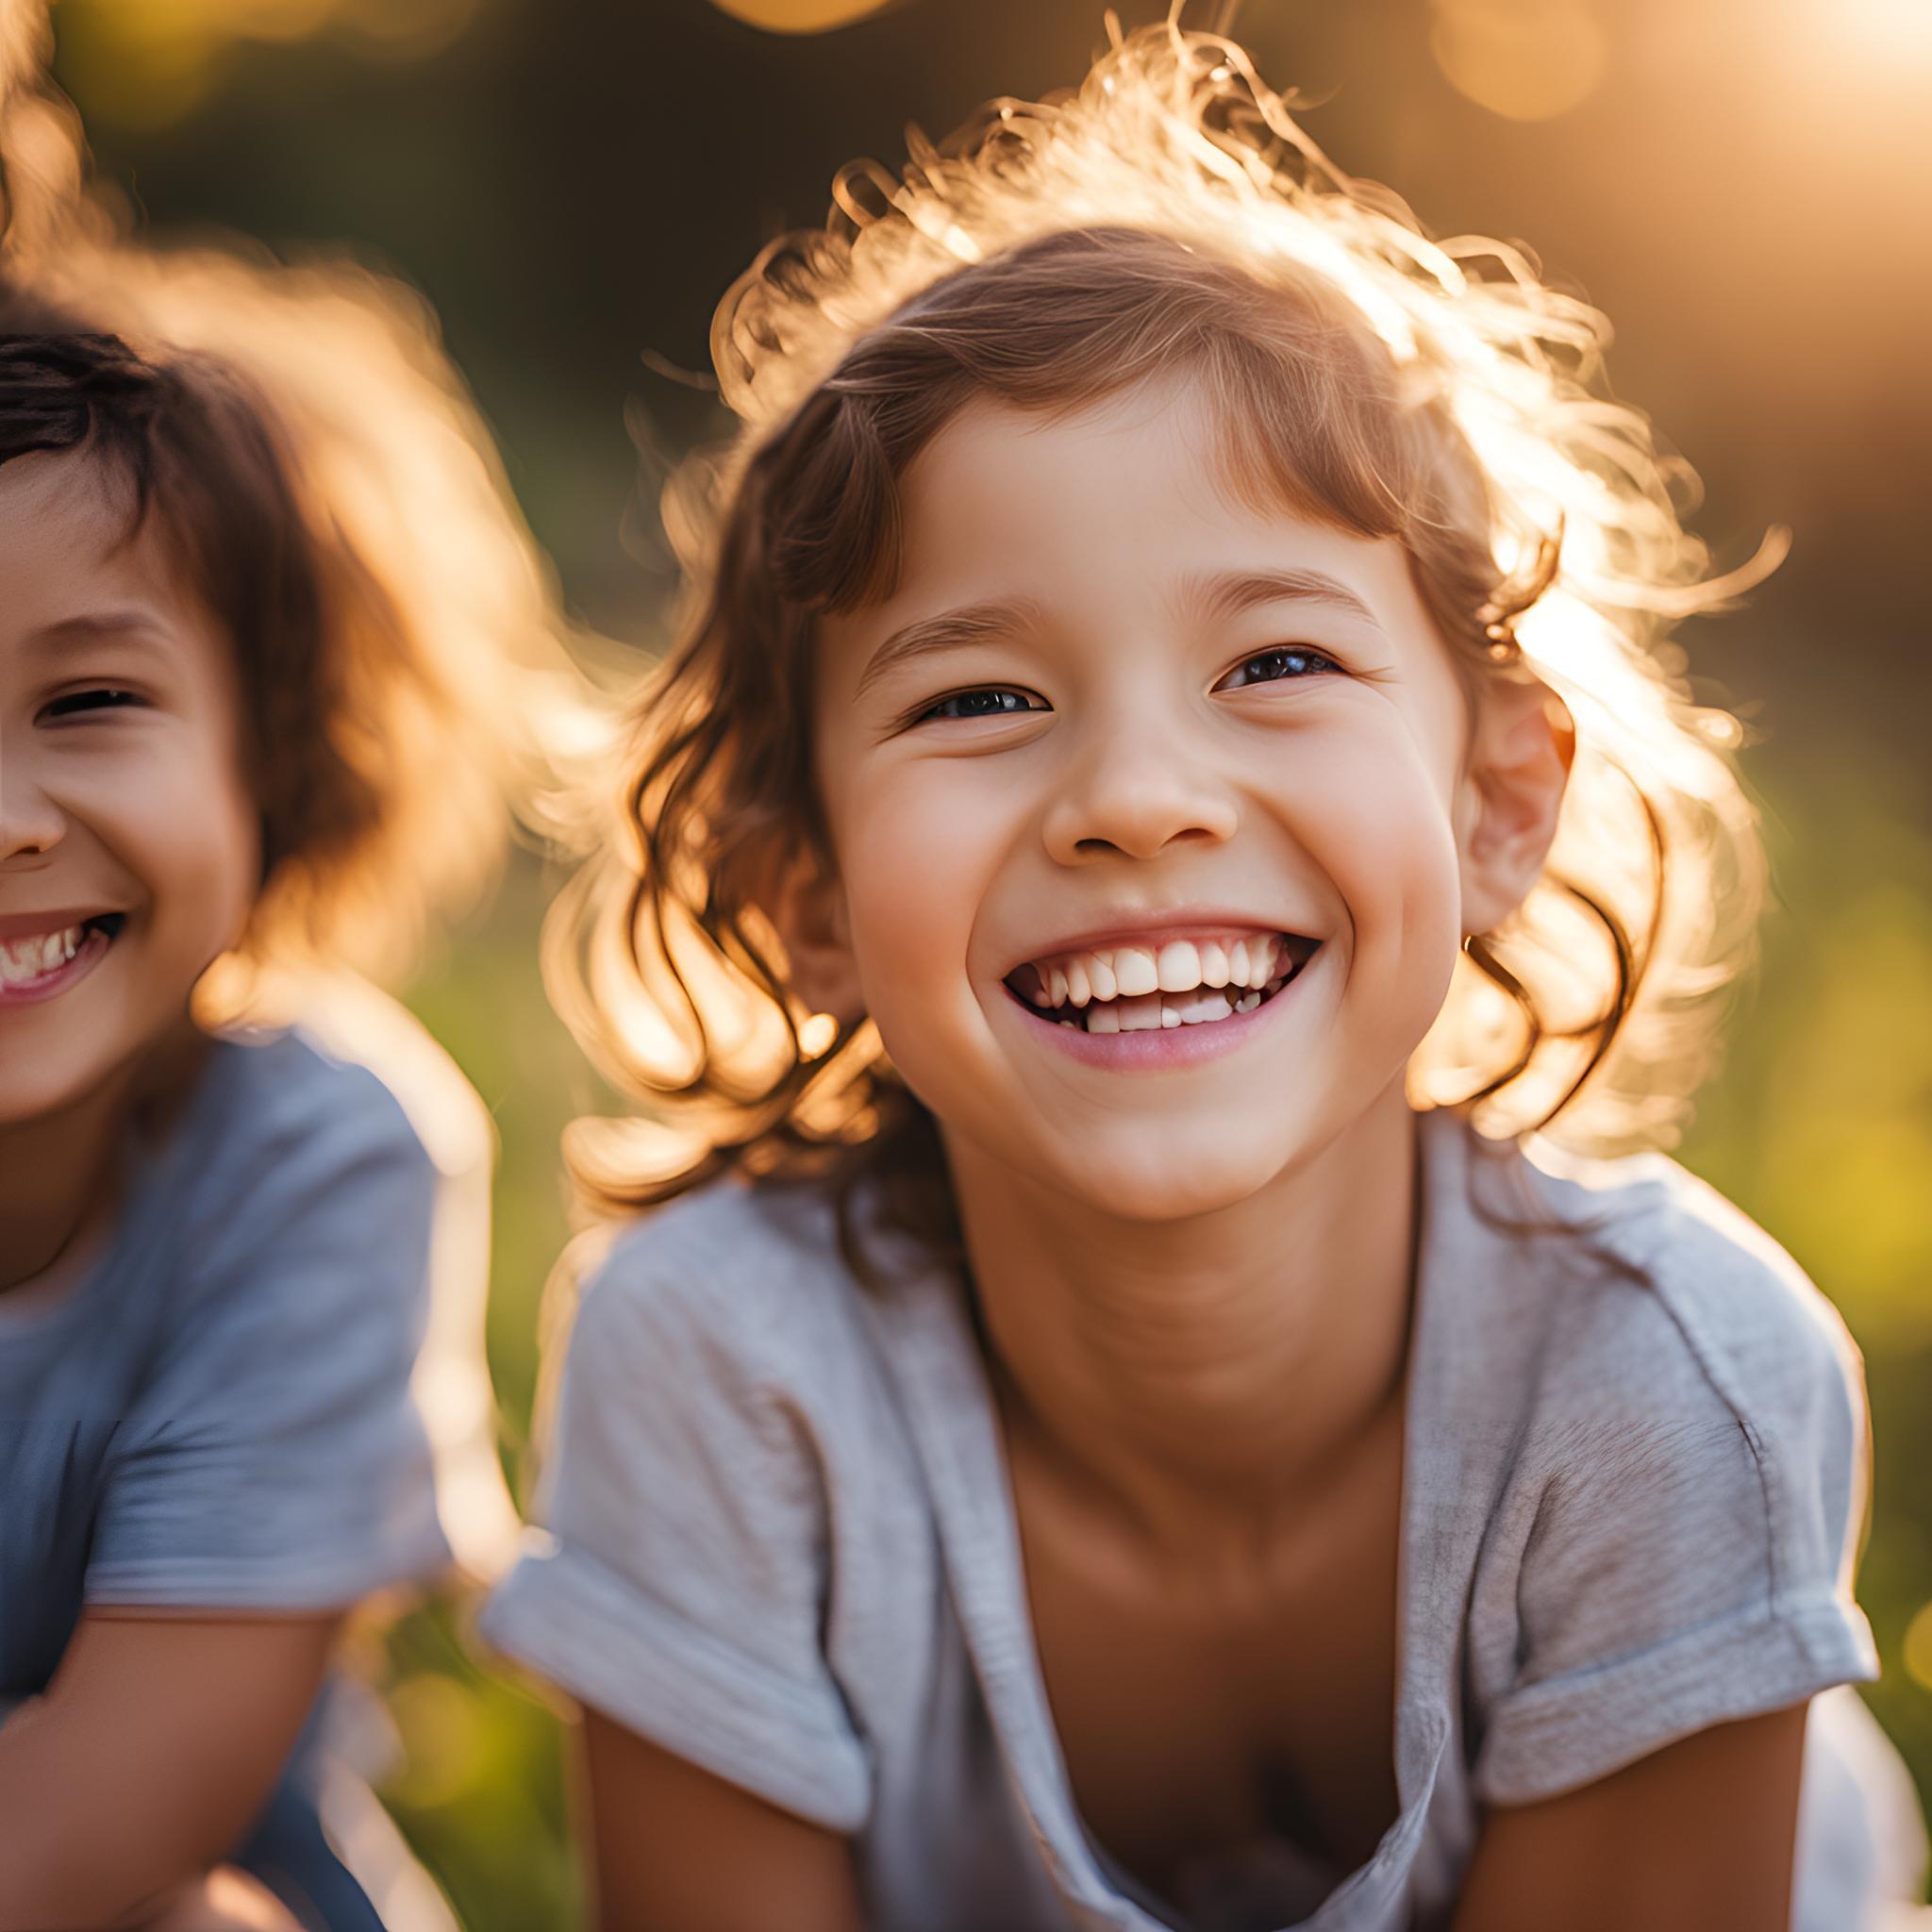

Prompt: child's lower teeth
[{"left": 1074, "top": 974, "right": 1287, "bottom": 1033}]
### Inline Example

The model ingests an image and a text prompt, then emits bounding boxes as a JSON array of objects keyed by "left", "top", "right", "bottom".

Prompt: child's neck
[
  {"left": 949, "top": 1076, "right": 1419, "bottom": 1561},
  {"left": 0, "top": 1024, "right": 209, "bottom": 1296}
]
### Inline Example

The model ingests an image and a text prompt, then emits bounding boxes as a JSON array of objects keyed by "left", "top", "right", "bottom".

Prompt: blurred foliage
[
  {"left": 1680, "top": 738, "right": 1932, "bottom": 1831},
  {"left": 34, "top": 0, "right": 1932, "bottom": 1922},
  {"left": 390, "top": 859, "right": 588, "bottom": 1930},
  {"left": 50, "top": 0, "right": 487, "bottom": 128}
]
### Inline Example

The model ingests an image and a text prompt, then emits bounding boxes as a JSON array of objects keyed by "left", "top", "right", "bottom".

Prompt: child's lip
[
  {"left": 0, "top": 906, "right": 123, "bottom": 940},
  {"left": 0, "top": 922, "right": 117, "bottom": 1008},
  {"left": 999, "top": 907, "right": 1309, "bottom": 978}
]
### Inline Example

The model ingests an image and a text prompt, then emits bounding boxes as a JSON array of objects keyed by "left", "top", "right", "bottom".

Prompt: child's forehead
[
  {"left": 0, "top": 442, "right": 131, "bottom": 537},
  {"left": 880, "top": 379, "right": 1412, "bottom": 622},
  {"left": 0, "top": 449, "right": 207, "bottom": 651}
]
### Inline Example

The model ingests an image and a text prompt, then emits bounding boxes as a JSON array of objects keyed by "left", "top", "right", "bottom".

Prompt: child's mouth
[
  {"left": 1003, "top": 929, "right": 1319, "bottom": 1034},
  {"left": 0, "top": 913, "right": 126, "bottom": 1007}
]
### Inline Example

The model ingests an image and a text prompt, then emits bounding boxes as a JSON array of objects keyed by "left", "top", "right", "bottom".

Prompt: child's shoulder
[
  {"left": 218, "top": 1020, "right": 415, "bottom": 1128},
  {"left": 564, "top": 1174, "right": 887, "bottom": 1398},
  {"left": 147, "top": 1024, "right": 439, "bottom": 1311},
  {"left": 1446, "top": 1123, "right": 1880, "bottom": 1806},
  {"left": 205, "top": 1022, "right": 425, "bottom": 1158},
  {"left": 1440, "top": 1119, "right": 1870, "bottom": 1558},
  {"left": 587, "top": 1173, "right": 859, "bottom": 1314},
  {"left": 1507, "top": 1126, "right": 1864, "bottom": 1435}
]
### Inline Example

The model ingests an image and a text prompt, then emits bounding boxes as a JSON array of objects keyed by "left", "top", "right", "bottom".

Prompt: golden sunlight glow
[
  {"left": 707, "top": 0, "right": 897, "bottom": 32},
  {"left": 1429, "top": 0, "right": 1607, "bottom": 122},
  {"left": 1827, "top": 0, "right": 1932, "bottom": 59},
  {"left": 799, "top": 1011, "right": 841, "bottom": 1057},
  {"left": 1907, "top": 1599, "right": 1932, "bottom": 1693},
  {"left": 51, "top": 0, "right": 482, "bottom": 127}
]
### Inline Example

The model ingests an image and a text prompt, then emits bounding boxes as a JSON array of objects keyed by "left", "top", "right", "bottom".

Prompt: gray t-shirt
[
  {"left": 0, "top": 1026, "right": 452, "bottom": 1705},
  {"left": 483, "top": 1106, "right": 1923, "bottom": 1931}
]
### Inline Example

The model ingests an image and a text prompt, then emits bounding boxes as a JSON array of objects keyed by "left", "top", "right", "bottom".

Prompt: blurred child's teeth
[{"left": 0, "top": 925, "right": 86, "bottom": 982}]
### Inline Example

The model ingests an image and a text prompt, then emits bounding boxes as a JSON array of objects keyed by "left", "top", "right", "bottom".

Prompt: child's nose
[
  {"left": 1040, "top": 716, "right": 1240, "bottom": 864},
  {"left": 0, "top": 760, "right": 67, "bottom": 864}
]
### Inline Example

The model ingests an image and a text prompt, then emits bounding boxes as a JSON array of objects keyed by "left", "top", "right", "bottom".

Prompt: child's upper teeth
[
  {"left": 1114, "top": 946, "right": 1159, "bottom": 998},
  {"left": 0, "top": 924, "right": 86, "bottom": 982},
  {"left": 1024, "top": 931, "right": 1285, "bottom": 1007}
]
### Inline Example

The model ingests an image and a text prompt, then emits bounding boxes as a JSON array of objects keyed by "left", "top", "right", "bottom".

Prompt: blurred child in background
[
  {"left": 0, "top": 10, "right": 590, "bottom": 1924},
  {"left": 484, "top": 17, "right": 1930, "bottom": 1932}
]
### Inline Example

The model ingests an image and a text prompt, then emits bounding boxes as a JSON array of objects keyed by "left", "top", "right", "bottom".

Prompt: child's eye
[
  {"left": 1215, "top": 647, "right": 1340, "bottom": 691},
  {"left": 40, "top": 688, "right": 144, "bottom": 722},
  {"left": 918, "top": 688, "right": 1047, "bottom": 722}
]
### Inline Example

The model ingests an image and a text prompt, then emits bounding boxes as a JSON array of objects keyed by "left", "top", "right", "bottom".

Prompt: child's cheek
[
  {"left": 834, "top": 758, "right": 1014, "bottom": 1053},
  {"left": 116, "top": 733, "right": 260, "bottom": 979},
  {"left": 1291, "top": 727, "right": 1466, "bottom": 1065}
]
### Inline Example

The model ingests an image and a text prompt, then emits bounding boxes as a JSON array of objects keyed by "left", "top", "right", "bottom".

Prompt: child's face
[
  {"left": 808, "top": 377, "right": 1553, "bottom": 1220},
  {"left": 0, "top": 452, "right": 260, "bottom": 1129}
]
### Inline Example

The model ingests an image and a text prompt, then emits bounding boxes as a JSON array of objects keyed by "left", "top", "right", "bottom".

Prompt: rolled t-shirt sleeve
[
  {"left": 479, "top": 1243, "right": 870, "bottom": 1832},
  {"left": 1474, "top": 1249, "right": 1880, "bottom": 1807},
  {"left": 87, "top": 1068, "right": 450, "bottom": 1610}
]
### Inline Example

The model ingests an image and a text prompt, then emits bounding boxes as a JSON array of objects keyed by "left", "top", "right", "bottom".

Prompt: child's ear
[
  {"left": 1457, "top": 675, "right": 1574, "bottom": 937},
  {"left": 766, "top": 846, "right": 866, "bottom": 1024}
]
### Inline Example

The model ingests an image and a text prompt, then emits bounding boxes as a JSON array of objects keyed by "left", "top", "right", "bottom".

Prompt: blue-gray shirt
[{"left": 0, "top": 1027, "right": 451, "bottom": 1704}]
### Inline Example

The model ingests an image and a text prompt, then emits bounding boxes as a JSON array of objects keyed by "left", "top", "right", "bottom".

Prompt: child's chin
[
  {"left": 1062, "top": 1141, "right": 1291, "bottom": 1223},
  {"left": 0, "top": 1046, "right": 125, "bottom": 1131}
]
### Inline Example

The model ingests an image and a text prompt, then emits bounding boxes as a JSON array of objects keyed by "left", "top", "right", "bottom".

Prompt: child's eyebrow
[
  {"left": 1178, "top": 567, "right": 1384, "bottom": 629},
  {"left": 28, "top": 608, "right": 175, "bottom": 650},
  {"left": 856, "top": 596, "right": 1043, "bottom": 699}
]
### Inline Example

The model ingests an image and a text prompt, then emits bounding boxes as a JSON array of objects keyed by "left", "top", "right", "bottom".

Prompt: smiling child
[
  {"left": 481, "top": 22, "right": 1929, "bottom": 1932},
  {"left": 0, "top": 194, "right": 578, "bottom": 1930}
]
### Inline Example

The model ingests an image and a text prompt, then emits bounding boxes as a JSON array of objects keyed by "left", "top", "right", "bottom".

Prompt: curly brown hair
[
  {"left": 0, "top": 268, "right": 586, "bottom": 996},
  {"left": 551, "top": 23, "right": 1772, "bottom": 1263},
  {"left": 2, "top": 0, "right": 594, "bottom": 995}
]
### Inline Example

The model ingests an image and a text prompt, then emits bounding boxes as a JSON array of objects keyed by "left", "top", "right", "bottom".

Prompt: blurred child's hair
[
  {"left": 0, "top": 20, "right": 590, "bottom": 999},
  {"left": 549, "top": 18, "right": 1774, "bottom": 1251}
]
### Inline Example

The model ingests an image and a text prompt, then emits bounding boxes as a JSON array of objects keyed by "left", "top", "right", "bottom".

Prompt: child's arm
[
  {"left": 482, "top": 1219, "right": 881, "bottom": 1930},
  {"left": 579, "top": 1708, "right": 863, "bottom": 1932},
  {"left": 0, "top": 1609, "right": 337, "bottom": 1930},
  {"left": 1451, "top": 1702, "right": 1808, "bottom": 1932}
]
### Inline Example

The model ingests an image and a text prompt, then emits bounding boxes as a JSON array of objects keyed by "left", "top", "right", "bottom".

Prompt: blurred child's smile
[
  {"left": 0, "top": 453, "right": 259, "bottom": 1127},
  {"left": 0, "top": 911, "right": 124, "bottom": 1006}
]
